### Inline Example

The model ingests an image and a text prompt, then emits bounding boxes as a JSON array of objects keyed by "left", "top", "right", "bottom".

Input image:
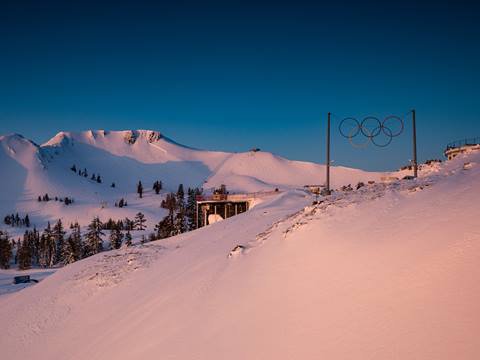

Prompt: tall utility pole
[
  {"left": 412, "top": 109, "right": 418, "bottom": 177},
  {"left": 326, "top": 112, "right": 331, "bottom": 193}
]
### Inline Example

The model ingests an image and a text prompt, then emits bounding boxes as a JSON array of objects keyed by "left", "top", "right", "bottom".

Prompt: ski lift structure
[
  {"left": 195, "top": 194, "right": 250, "bottom": 228},
  {"left": 195, "top": 186, "right": 280, "bottom": 228}
]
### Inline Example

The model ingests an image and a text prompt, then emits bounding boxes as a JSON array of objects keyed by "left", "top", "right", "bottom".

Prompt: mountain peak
[
  {"left": 43, "top": 129, "right": 164, "bottom": 147},
  {"left": 122, "top": 130, "right": 162, "bottom": 144},
  {"left": 0, "top": 133, "right": 39, "bottom": 148}
]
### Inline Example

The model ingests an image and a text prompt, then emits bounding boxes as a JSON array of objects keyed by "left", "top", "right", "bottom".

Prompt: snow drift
[{"left": 0, "top": 147, "right": 479, "bottom": 359}]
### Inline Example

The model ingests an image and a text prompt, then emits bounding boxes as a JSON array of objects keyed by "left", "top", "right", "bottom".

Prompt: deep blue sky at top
[{"left": 1, "top": 0, "right": 479, "bottom": 171}]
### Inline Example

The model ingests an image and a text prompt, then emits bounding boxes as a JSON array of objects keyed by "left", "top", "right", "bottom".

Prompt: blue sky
[{"left": 1, "top": 0, "right": 479, "bottom": 170}]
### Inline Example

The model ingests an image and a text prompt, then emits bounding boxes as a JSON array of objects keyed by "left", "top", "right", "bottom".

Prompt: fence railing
[
  {"left": 446, "top": 137, "right": 480, "bottom": 150},
  {"left": 196, "top": 190, "right": 280, "bottom": 202}
]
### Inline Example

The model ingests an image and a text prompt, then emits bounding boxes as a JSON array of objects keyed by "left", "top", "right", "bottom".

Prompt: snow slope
[
  {"left": 0, "top": 150, "right": 479, "bottom": 359},
  {"left": 0, "top": 130, "right": 382, "bottom": 228}
]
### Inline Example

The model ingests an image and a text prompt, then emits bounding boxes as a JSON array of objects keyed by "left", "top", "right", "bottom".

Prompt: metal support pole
[
  {"left": 412, "top": 109, "right": 418, "bottom": 178},
  {"left": 196, "top": 202, "right": 199, "bottom": 229},
  {"left": 326, "top": 112, "right": 331, "bottom": 193}
]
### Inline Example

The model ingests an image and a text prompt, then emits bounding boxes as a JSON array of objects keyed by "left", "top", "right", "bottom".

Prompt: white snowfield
[
  {"left": 0, "top": 130, "right": 382, "bottom": 228},
  {"left": 0, "top": 138, "right": 479, "bottom": 359}
]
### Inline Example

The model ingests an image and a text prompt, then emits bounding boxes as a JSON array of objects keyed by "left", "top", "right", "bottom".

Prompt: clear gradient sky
[{"left": 1, "top": 0, "right": 479, "bottom": 171}]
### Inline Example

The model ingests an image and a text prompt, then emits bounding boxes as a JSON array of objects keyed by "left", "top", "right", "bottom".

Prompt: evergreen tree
[
  {"left": 84, "top": 217, "right": 104, "bottom": 256},
  {"left": 137, "top": 181, "right": 143, "bottom": 198},
  {"left": 186, "top": 188, "right": 201, "bottom": 230},
  {"left": 96, "top": 175, "right": 102, "bottom": 183},
  {"left": 153, "top": 180, "right": 162, "bottom": 194},
  {"left": 0, "top": 231, "right": 12, "bottom": 269},
  {"left": 109, "top": 227, "right": 123, "bottom": 250},
  {"left": 176, "top": 184, "right": 185, "bottom": 202},
  {"left": 174, "top": 209, "right": 187, "bottom": 235},
  {"left": 15, "top": 239, "right": 20, "bottom": 265},
  {"left": 63, "top": 222, "right": 82, "bottom": 264},
  {"left": 134, "top": 212, "right": 147, "bottom": 231},
  {"left": 24, "top": 214, "right": 30, "bottom": 228},
  {"left": 162, "top": 193, "right": 177, "bottom": 212},
  {"left": 17, "top": 238, "right": 32, "bottom": 270},
  {"left": 52, "top": 219, "right": 66, "bottom": 264},
  {"left": 124, "top": 230, "right": 132, "bottom": 247},
  {"left": 111, "top": 182, "right": 115, "bottom": 188},
  {"left": 31, "top": 227, "right": 40, "bottom": 265},
  {"left": 124, "top": 217, "right": 134, "bottom": 231},
  {"left": 154, "top": 215, "right": 174, "bottom": 239},
  {"left": 173, "top": 184, "right": 187, "bottom": 235},
  {"left": 22, "top": 230, "right": 35, "bottom": 267},
  {"left": 39, "top": 222, "right": 56, "bottom": 267},
  {"left": 71, "top": 164, "right": 77, "bottom": 172}
]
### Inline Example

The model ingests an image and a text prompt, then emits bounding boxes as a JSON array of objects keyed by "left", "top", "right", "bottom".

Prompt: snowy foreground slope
[
  {"left": 1, "top": 151, "right": 479, "bottom": 359},
  {"left": 0, "top": 130, "right": 381, "bottom": 228}
]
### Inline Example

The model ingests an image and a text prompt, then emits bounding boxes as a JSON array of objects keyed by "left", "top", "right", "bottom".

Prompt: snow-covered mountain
[
  {"left": 0, "top": 144, "right": 479, "bottom": 359},
  {"left": 0, "top": 130, "right": 382, "bottom": 227}
]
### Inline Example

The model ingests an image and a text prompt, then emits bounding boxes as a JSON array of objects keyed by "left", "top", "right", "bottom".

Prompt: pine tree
[
  {"left": 124, "top": 217, "right": 134, "bottom": 231},
  {"left": 134, "top": 212, "right": 147, "bottom": 231},
  {"left": 176, "top": 184, "right": 185, "bottom": 206},
  {"left": 186, "top": 188, "right": 201, "bottom": 230},
  {"left": 172, "top": 184, "right": 186, "bottom": 235},
  {"left": 15, "top": 239, "right": 20, "bottom": 265},
  {"left": 84, "top": 217, "right": 104, "bottom": 256},
  {"left": 63, "top": 222, "right": 82, "bottom": 264},
  {"left": 24, "top": 214, "right": 30, "bottom": 228},
  {"left": 137, "top": 181, "right": 143, "bottom": 198},
  {"left": 22, "top": 230, "right": 35, "bottom": 266},
  {"left": 162, "top": 193, "right": 177, "bottom": 212},
  {"left": 52, "top": 219, "right": 66, "bottom": 264},
  {"left": 109, "top": 227, "right": 123, "bottom": 250},
  {"left": 174, "top": 210, "right": 187, "bottom": 235},
  {"left": 153, "top": 180, "right": 162, "bottom": 194},
  {"left": 71, "top": 164, "right": 77, "bottom": 172},
  {"left": 39, "top": 222, "right": 56, "bottom": 267},
  {"left": 154, "top": 215, "right": 174, "bottom": 239},
  {"left": 0, "top": 230, "right": 12, "bottom": 269},
  {"left": 124, "top": 230, "right": 132, "bottom": 247},
  {"left": 31, "top": 227, "right": 40, "bottom": 265},
  {"left": 17, "top": 238, "right": 32, "bottom": 270},
  {"left": 96, "top": 175, "right": 102, "bottom": 183}
]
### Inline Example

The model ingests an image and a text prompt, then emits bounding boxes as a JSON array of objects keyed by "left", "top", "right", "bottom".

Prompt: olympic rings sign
[{"left": 338, "top": 116, "right": 404, "bottom": 148}]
